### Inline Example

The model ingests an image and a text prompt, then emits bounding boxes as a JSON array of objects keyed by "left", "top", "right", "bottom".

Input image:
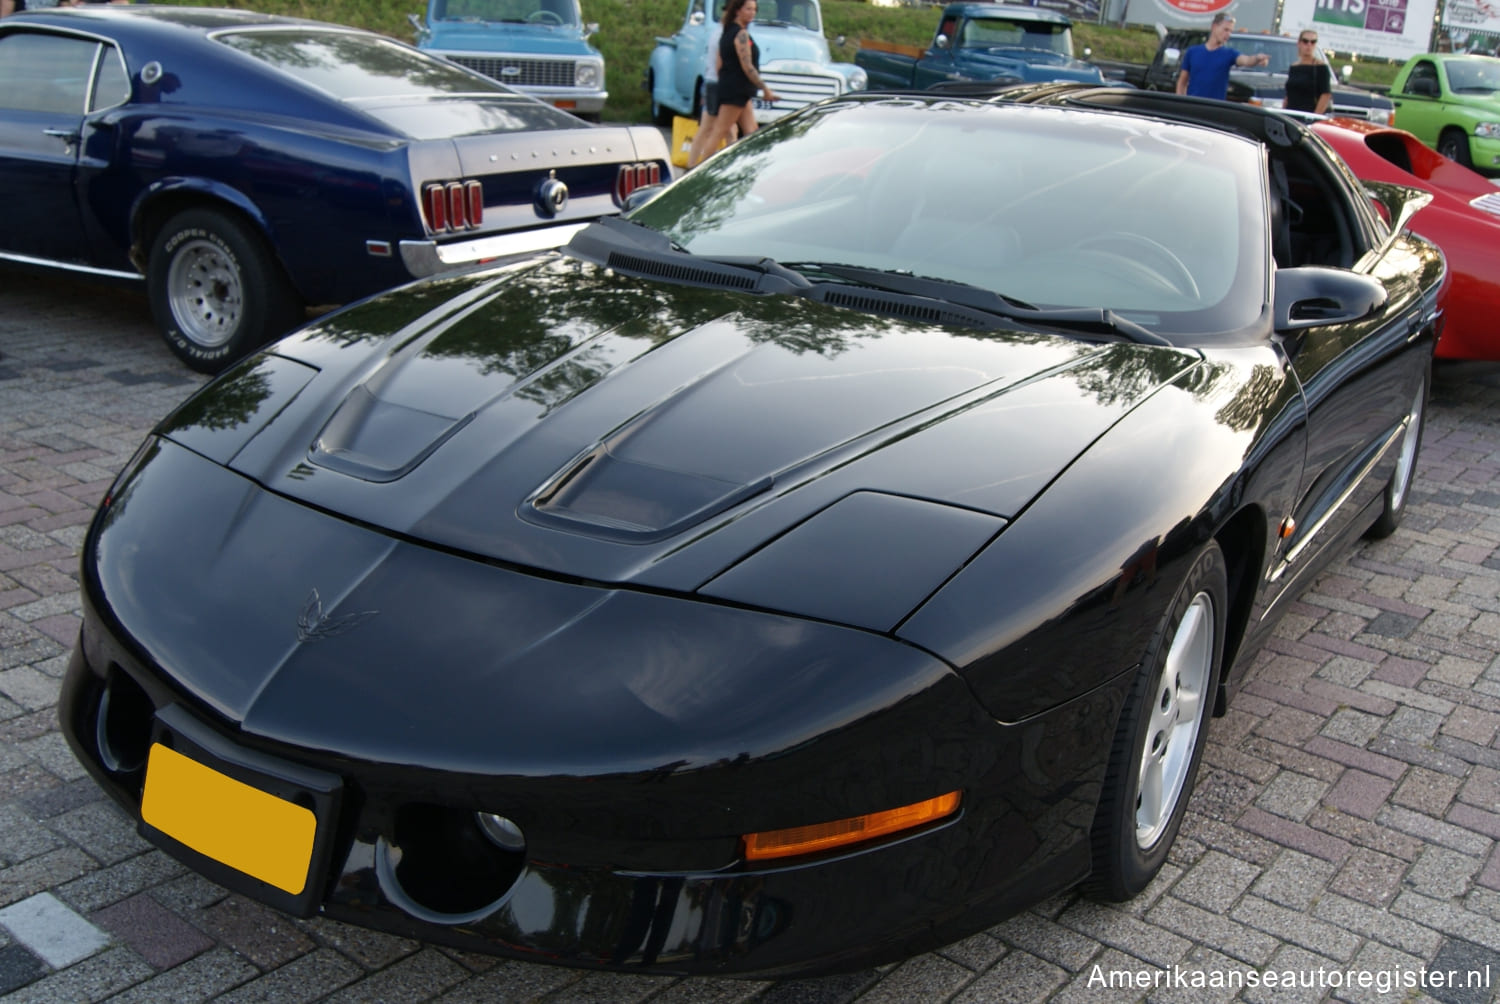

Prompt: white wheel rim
[
  {"left": 167, "top": 238, "right": 243, "bottom": 349},
  {"left": 1136, "top": 592, "right": 1214, "bottom": 850},
  {"left": 1388, "top": 381, "right": 1424, "bottom": 514}
]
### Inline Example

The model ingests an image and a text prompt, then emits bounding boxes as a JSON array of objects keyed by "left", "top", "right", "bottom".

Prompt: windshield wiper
[
  {"left": 564, "top": 217, "right": 812, "bottom": 294},
  {"left": 565, "top": 223, "right": 1168, "bottom": 345},
  {"left": 793, "top": 262, "right": 1170, "bottom": 345}
]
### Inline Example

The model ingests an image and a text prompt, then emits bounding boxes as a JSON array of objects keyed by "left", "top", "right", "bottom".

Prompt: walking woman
[{"left": 688, "top": 0, "right": 778, "bottom": 168}]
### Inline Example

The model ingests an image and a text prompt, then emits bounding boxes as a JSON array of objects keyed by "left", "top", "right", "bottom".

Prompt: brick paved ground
[{"left": 2, "top": 269, "right": 1499, "bottom": 1003}]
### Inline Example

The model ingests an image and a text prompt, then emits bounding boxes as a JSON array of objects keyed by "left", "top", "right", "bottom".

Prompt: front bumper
[
  {"left": 1469, "top": 133, "right": 1500, "bottom": 173},
  {"left": 399, "top": 222, "right": 590, "bottom": 277},
  {"left": 62, "top": 634, "right": 1117, "bottom": 976},
  {"left": 518, "top": 85, "right": 609, "bottom": 114}
]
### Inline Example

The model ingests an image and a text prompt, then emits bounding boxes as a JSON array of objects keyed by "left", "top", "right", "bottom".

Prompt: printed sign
[
  {"left": 1281, "top": 0, "right": 1437, "bottom": 59},
  {"left": 1126, "top": 0, "right": 1275, "bottom": 32},
  {"left": 1443, "top": 0, "right": 1500, "bottom": 36}
]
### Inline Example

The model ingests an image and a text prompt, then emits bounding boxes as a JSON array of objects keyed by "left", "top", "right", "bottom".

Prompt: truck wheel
[
  {"left": 1437, "top": 128, "right": 1473, "bottom": 168},
  {"left": 147, "top": 208, "right": 302, "bottom": 375},
  {"left": 647, "top": 71, "right": 673, "bottom": 127}
]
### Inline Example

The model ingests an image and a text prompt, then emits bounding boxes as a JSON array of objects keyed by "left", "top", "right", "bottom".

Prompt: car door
[
  {"left": 1267, "top": 145, "right": 1435, "bottom": 600},
  {"left": 1390, "top": 58, "right": 1443, "bottom": 145},
  {"left": 912, "top": 12, "right": 961, "bottom": 89},
  {"left": 0, "top": 30, "right": 105, "bottom": 264}
]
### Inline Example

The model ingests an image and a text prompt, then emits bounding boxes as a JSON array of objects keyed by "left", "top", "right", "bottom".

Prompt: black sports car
[{"left": 61, "top": 87, "right": 1443, "bottom": 977}]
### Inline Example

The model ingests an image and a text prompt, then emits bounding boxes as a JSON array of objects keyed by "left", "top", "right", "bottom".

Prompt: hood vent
[
  {"left": 607, "top": 252, "right": 757, "bottom": 290},
  {"left": 1471, "top": 192, "right": 1500, "bottom": 220},
  {"left": 526, "top": 447, "right": 773, "bottom": 542}
]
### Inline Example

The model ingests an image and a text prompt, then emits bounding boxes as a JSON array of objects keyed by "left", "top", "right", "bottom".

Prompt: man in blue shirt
[{"left": 1175, "top": 13, "right": 1269, "bottom": 100}]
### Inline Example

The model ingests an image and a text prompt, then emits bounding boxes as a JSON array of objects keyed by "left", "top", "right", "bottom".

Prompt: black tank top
[{"left": 718, "top": 21, "right": 760, "bottom": 106}]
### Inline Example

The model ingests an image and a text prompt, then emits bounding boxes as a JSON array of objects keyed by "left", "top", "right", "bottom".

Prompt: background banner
[
  {"left": 1279, "top": 0, "right": 1439, "bottom": 59},
  {"left": 1441, "top": 0, "right": 1500, "bottom": 36}
]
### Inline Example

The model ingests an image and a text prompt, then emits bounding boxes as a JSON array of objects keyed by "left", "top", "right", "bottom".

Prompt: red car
[{"left": 1313, "top": 117, "right": 1500, "bottom": 360}]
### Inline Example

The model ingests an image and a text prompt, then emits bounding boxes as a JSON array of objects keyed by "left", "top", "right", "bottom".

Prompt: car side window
[
  {"left": 1268, "top": 147, "right": 1360, "bottom": 270},
  {"left": 90, "top": 45, "right": 130, "bottom": 113},
  {"left": 0, "top": 32, "right": 101, "bottom": 115},
  {"left": 1403, "top": 60, "right": 1438, "bottom": 96}
]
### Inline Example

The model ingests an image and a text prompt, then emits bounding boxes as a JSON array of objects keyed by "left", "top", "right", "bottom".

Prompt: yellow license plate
[{"left": 141, "top": 743, "right": 316, "bottom": 895}]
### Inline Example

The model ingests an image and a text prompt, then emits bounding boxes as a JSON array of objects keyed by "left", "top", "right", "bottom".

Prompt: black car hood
[{"left": 163, "top": 256, "right": 1200, "bottom": 593}]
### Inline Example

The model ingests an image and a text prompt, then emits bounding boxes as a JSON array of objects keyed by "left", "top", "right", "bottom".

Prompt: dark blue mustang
[{"left": 0, "top": 6, "right": 669, "bottom": 371}]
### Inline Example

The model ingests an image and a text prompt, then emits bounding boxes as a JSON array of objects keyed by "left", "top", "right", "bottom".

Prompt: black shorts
[{"left": 703, "top": 80, "right": 720, "bottom": 117}]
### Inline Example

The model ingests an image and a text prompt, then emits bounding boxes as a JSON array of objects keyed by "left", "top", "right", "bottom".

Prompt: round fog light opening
[{"left": 477, "top": 812, "right": 526, "bottom": 851}]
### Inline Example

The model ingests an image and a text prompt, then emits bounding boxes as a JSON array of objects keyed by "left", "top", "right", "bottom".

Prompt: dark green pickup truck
[{"left": 856, "top": 2, "right": 1105, "bottom": 91}]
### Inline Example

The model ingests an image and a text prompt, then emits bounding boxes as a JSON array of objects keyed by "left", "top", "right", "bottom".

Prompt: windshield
[
  {"left": 962, "top": 18, "right": 1073, "bottom": 56},
  {"left": 1445, "top": 58, "right": 1500, "bottom": 93},
  {"left": 432, "top": 0, "right": 580, "bottom": 25},
  {"left": 628, "top": 99, "right": 1266, "bottom": 334},
  {"left": 218, "top": 29, "right": 501, "bottom": 99},
  {"left": 712, "top": 0, "right": 821, "bottom": 32}
]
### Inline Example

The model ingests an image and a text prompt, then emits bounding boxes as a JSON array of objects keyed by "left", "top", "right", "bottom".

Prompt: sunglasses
[{"left": 1299, "top": 37, "right": 1318, "bottom": 43}]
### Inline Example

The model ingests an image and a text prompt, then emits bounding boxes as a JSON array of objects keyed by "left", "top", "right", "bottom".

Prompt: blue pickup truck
[
  {"left": 857, "top": 3, "right": 1105, "bottom": 91},
  {"left": 410, "top": 0, "right": 607, "bottom": 118}
]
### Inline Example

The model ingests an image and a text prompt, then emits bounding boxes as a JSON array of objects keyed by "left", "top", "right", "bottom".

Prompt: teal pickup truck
[
  {"left": 410, "top": 0, "right": 607, "bottom": 118},
  {"left": 1389, "top": 52, "right": 1500, "bottom": 176},
  {"left": 856, "top": 2, "right": 1104, "bottom": 91}
]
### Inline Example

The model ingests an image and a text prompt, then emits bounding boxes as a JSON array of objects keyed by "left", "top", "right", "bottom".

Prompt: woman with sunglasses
[{"left": 1286, "top": 33, "right": 1333, "bottom": 114}]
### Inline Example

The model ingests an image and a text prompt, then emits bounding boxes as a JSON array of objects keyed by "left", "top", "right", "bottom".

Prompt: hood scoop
[
  {"left": 527, "top": 444, "right": 773, "bottom": 542},
  {"left": 310, "top": 385, "right": 473, "bottom": 483}
]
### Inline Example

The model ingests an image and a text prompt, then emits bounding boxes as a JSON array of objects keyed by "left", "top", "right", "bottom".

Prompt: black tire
[
  {"left": 147, "top": 207, "right": 302, "bottom": 375},
  {"left": 1086, "top": 541, "right": 1227, "bottom": 901},
  {"left": 1437, "top": 128, "right": 1473, "bottom": 168},
  {"left": 1366, "top": 365, "right": 1429, "bottom": 539}
]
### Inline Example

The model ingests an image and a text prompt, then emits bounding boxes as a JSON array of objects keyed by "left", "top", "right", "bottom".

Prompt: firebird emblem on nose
[{"left": 296, "top": 588, "right": 377, "bottom": 642}]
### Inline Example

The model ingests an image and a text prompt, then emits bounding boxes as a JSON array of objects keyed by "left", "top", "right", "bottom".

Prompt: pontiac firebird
[{"left": 61, "top": 88, "right": 1442, "bottom": 977}]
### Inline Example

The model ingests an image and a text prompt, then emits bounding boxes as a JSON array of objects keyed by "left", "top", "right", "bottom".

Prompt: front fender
[
  {"left": 648, "top": 43, "right": 682, "bottom": 107},
  {"left": 897, "top": 348, "right": 1305, "bottom": 723}
]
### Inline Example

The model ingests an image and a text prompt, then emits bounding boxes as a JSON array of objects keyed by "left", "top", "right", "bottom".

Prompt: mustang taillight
[
  {"left": 741, "top": 790, "right": 962, "bottom": 861},
  {"left": 614, "top": 162, "right": 663, "bottom": 207},
  {"left": 423, "top": 180, "right": 484, "bottom": 233}
]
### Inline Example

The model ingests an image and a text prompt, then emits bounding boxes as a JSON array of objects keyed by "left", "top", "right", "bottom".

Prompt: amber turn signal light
[{"left": 742, "top": 791, "right": 961, "bottom": 861}]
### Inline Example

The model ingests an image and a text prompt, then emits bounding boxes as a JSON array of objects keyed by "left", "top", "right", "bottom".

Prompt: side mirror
[
  {"left": 1083, "top": 45, "right": 1093, "bottom": 58},
  {"left": 935, "top": 32, "right": 951, "bottom": 49},
  {"left": 834, "top": 33, "right": 846, "bottom": 47},
  {"left": 1341, "top": 64, "right": 1353, "bottom": 81},
  {"left": 407, "top": 12, "right": 428, "bottom": 36},
  {"left": 1162, "top": 46, "right": 1181, "bottom": 67},
  {"left": 584, "top": 21, "right": 599, "bottom": 37},
  {"left": 689, "top": 10, "right": 705, "bottom": 25},
  {"left": 1273, "top": 266, "right": 1387, "bottom": 332},
  {"left": 621, "top": 184, "right": 670, "bottom": 213}
]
